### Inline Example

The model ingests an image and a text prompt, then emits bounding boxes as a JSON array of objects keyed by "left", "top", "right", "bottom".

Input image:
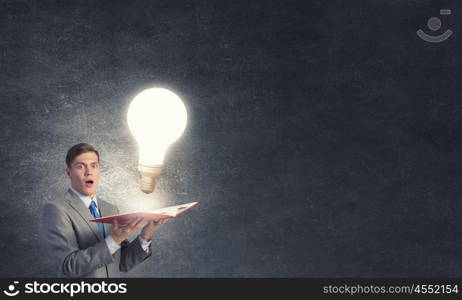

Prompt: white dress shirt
[{"left": 69, "top": 187, "right": 151, "bottom": 255}]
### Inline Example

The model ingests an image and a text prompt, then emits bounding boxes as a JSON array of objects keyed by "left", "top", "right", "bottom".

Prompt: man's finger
[
  {"left": 134, "top": 218, "right": 145, "bottom": 229},
  {"left": 124, "top": 218, "right": 138, "bottom": 227},
  {"left": 127, "top": 218, "right": 143, "bottom": 231}
]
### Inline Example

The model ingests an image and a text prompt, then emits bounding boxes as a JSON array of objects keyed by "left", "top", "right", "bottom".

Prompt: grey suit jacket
[{"left": 41, "top": 189, "right": 151, "bottom": 277}]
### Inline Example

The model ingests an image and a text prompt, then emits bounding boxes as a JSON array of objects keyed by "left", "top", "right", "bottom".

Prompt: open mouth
[{"left": 85, "top": 180, "right": 94, "bottom": 187}]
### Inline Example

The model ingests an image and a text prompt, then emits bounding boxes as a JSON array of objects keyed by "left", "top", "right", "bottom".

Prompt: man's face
[{"left": 66, "top": 151, "right": 100, "bottom": 198}]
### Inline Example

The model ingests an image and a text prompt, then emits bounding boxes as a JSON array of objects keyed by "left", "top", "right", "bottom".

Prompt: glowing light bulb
[{"left": 127, "top": 88, "right": 187, "bottom": 193}]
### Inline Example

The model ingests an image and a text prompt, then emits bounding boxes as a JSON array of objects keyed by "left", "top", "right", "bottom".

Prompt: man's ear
[{"left": 66, "top": 168, "right": 71, "bottom": 178}]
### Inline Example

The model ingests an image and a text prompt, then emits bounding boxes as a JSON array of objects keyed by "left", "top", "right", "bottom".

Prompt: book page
[{"left": 148, "top": 202, "right": 198, "bottom": 217}]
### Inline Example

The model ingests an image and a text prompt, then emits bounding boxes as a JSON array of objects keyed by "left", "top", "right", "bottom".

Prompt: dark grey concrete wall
[{"left": 1, "top": 0, "right": 462, "bottom": 277}]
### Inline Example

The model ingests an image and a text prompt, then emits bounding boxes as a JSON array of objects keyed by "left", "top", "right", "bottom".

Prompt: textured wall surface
[{"left": 1, "top": 0, "right": 462, "bottom": 277}]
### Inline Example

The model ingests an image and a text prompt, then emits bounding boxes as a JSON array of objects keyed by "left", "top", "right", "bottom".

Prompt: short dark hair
[{"left": 65, "top": 143, "right": 100, "bottom": 168}]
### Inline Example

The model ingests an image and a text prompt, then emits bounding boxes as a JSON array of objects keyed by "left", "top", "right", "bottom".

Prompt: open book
[{"left": 90, "top": 202, "right": 198, "bottom": 225}]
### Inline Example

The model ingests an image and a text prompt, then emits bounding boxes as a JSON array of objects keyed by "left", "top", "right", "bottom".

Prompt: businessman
[{"left": 42, "top": 143, "right": 167, "bottom": 277}]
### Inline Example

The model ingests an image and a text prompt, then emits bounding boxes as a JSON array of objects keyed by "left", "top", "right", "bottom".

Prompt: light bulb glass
[{"left": 127, "top": 88, "right": 187, "bottom": 166}]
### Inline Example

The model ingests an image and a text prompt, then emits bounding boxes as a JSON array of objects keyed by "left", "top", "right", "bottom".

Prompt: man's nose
[{"left": 84, "top": 168, "right": 93, "bottom": 176}]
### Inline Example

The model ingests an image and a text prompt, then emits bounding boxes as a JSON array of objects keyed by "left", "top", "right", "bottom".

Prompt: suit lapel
[{"left": 65, "top": 189, "right": 103, "bottom": 241}]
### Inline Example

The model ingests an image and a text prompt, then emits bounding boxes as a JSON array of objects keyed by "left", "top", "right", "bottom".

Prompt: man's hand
[
  {"left": 140, "top": 219, "right": 169, "bottom": 242},
  {"left": 110, "top": 218, "right": 145, "bottom": 245}
]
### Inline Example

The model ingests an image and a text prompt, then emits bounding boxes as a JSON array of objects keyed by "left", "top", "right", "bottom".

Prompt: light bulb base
[{"left": 138, "top": 164, "right": 163, "bottom": 193}]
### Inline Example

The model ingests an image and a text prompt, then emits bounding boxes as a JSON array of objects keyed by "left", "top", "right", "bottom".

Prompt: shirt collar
[{"left": 70, "top": 187, "right": 98, "bottom": 209}]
